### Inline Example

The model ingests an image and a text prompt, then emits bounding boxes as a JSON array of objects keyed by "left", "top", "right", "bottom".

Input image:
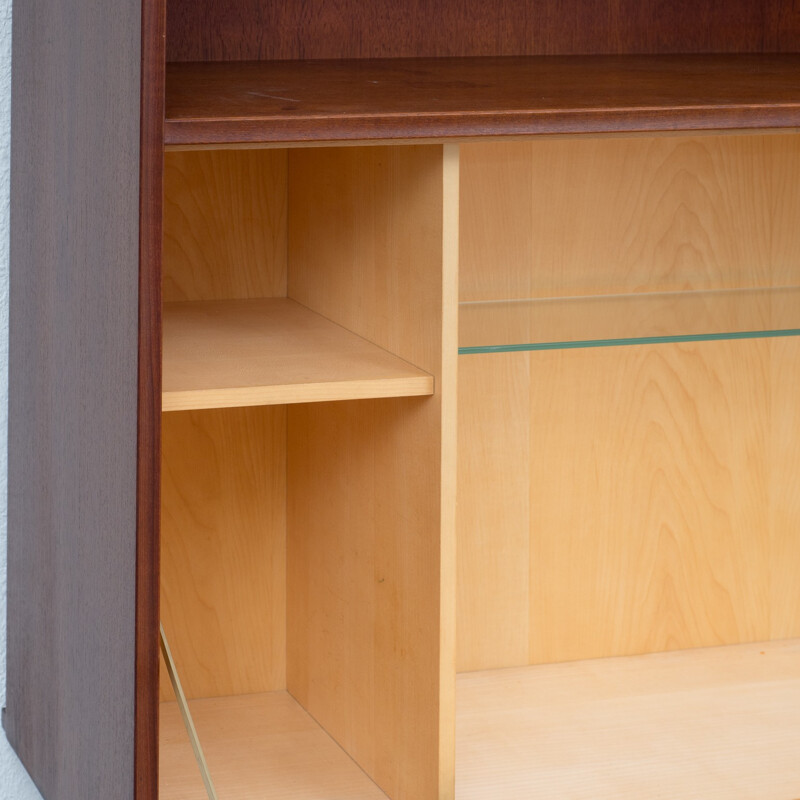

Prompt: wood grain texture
[
  {"left": 287, "top": 145, "right": 458, "bottom": 800},
  {"left": 460, "top": 135, "right": 800, "bottom": 303},
  {"left": 5, "top": 0, "right": 144, "bottom": 798},
  {"left": 163, "top": 149, "right": 287, "bottom": 301},
  {"left": 768, "top": 337, "right": 800, "bottom": 640},
  {"left": 288, "top": 146, "right": 454, "bottom": 369},
  {"left": 457, "top": 353, "right": 531, "bottom": 670},
  {"left": 166, "top": 0, "right": 800, "bottom": 61},
  {"left": 160, "top": 692, "right": 388, "bottom": 799},
  {"left": 288, "top": 400, "right": 446, "bottom": 800},
  {"left": 162, "top": 298, "right": 434, "bottom": 411},
  {"left": 165, "top": 56, "right": 800, "bottom": 146},
  {"left": 136, "top": 0, "right": 166, "bottom": 797},
  {"left": 457, "top": 339, "right": 800, "bottom": 670},
  {"left": 457, "top": 135, "right": 800, "bottom": 670},
  {"left": 528, "top": 340, "right": 786, "bottom": 663},
  {"left": 160, "top": 407, "right": 287, "bottom": 701},
  {"left": 457, "top": 639, "right": 800, "bottom": 799}
]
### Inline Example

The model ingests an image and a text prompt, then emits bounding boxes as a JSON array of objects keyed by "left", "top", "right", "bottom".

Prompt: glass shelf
[{"left": 459, "top": 286, "right": 800, "bottom": 354}]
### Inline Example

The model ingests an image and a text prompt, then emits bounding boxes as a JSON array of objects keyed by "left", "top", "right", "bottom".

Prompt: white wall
[{"left": 0, "top": 1, "right": 46, "bottom": 796}]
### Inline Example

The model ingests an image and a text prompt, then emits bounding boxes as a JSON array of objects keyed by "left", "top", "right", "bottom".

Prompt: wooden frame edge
[{"left": 135, "top": 0, "right": 165, "bottom": 797}]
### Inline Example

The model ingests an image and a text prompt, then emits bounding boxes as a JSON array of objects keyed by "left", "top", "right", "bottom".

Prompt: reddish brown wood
[
  {"left": 135, "top": 1, "right": 165, "bottom": 799},
  {"left": 6, "top": 0, "right": 145, "bottom": 797},
  {"left": 166, "top": 0, "right": 800, "bottom": 62},
  {"left": 165, "top": 55, "right": 800, "bottom": 146},
  {"left": 772, "top": 2, "right": 800, "bottom": 47}
]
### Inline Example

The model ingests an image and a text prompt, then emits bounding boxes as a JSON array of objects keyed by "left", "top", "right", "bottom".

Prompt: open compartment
[
  {"left": 455, "top": 133, "right": 800, "bottom": 797},
  {"left": 158, "top": 145, "right": 459, "bottom": 799},
  {"left": 157, "top": 7, "right": 800, "bottom": 795},
  {"left": 157, "top": 131, "right": 800, "bottom": 799}
]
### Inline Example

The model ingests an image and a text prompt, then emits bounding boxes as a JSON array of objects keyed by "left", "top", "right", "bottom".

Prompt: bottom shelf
[
  {"left": 159, "top": 691, "right": 388, "bottom": 799},
  {"left": 160, "top": 640, "right": 800, "bottom": 799},
  {"left": 457, "top": 639, "right": 800, "bottom": 800}
]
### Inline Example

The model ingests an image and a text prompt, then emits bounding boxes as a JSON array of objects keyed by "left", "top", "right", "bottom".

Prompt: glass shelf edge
[{"left": 458, "top": 327, "right": 800, "bottom": 355}]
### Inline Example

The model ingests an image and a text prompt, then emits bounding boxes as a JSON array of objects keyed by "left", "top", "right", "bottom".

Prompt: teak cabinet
[{"left": 6, "top": 2, "right": 800, "bottom": 799}]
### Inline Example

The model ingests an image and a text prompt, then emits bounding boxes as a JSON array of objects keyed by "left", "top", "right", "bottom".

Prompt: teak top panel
[
  {"left": 166, "top": 0, "right": 800, "bottom": 62},
  {"left": 165, "top": 55, "right": 800, "bottom": 145}
]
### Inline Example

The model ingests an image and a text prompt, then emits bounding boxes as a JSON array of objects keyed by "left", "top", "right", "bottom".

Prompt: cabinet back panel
[
  {"left": 457, "top": 136, "right": 800, "bottom": 671},
  {"left": 166, "top": 0, "right": 800, "bottom": 61},
  {"left": 161, "top": 149, "right": 290, "bottom": 700},
  {"left": 458, "top": 339, "right": 800, "bottom": 670},
  {"left": 459, "top": 339, "right": 800, "bottom": 670},
  {"left": 163, "top": 149, "right": 287, "bottom": 302},
  {"left": 160, "top": 406, "right": 287, "bottom": 700},
  {"left": 460, "top": 135, "right": 800, "bottom": 303},
  {"left": 766, "top": 338, "right": 800, "bottom": 639}
]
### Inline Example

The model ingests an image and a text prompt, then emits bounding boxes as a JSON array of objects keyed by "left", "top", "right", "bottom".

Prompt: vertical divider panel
[
  {"left": 439, "top": 144, "right": 460, "bottom": 800},
  {"left": 286, "top": 144, "right": 460, "bottom": 800}
]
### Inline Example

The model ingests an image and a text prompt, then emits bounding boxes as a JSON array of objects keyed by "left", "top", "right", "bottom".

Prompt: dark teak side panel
[
  {"left": 167, "top": 0, "right": 800, "bottom": 61},
  {"left": 6, "top": 1, "right": 146, "bottom": 799}
]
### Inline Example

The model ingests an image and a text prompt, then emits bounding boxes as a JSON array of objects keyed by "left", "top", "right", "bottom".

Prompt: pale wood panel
[
  {"left": 528, "top": 340, "right": 773, "bottom": 663},
  {"left": 289, "top": 145, "right": 448, "bottom": 369},
  {"left": 457, "top": 134, "right": 800, "bottom": 669},
  {"left": 460, "top": 134, "right": 800, "bottom": 302},
  {"left": 288, "top": 399, "right": 445, "bottom": 799},
  {"left": 457, "top": 144, "right": 532, "bottom": 680},
  {"left": 163, "top": 149, "right": 287, "bottom": 301},
  {"left": 162, "top": 298, "right": 434, "bottom": 411},
  {"left": 160, "top": 406, "right": 286, "bottom": 701},
  {"left": 456, "top": 338, "right": 800, "bottom": 670},
  {"left": 287, "top": 145, "right": 458, "bottom": 800},
  {"left": 438, "top": 143, "right": 461, "bottom": 800},
  {"left": 459, "top": 141, "right": 533, "bottom": 302},
  {"left": 769, "top": 337, "right": 800, "bottom": 639},
  {"left": 160, "top": 691, "right": 388, "bottom": 799},
  {"left": 457, "top": 353, "right": 531, "bottom": 672},
  {"left": 456, "top": 639, "right": 800, "bottom": 800}
]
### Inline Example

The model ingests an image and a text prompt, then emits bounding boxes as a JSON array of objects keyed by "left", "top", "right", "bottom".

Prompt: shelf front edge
[
  {"left": 164, "top": 107, "right": 800, "bottom": 147},
  {"left": 162, "top": 375, "right": 434, "bottom": 412}
]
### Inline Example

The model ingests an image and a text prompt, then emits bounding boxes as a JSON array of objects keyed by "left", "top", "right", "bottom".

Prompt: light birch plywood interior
[
  {"left": 159, "top": 692, "right": 389, "bottom": 799},
  {"left": 160, "top": 149, "right": 292, "bottom": 704},
  {"left": 459, "top": 134, "right": 800, "bottom": 302},
  {"left": 456, "top": 639, "right": 800, "bottom": 800},
  {"left": 158, "top": 135, "right": 800, "bottom": 799},
  {"left": 160, "top": 405, "right": 287, "bottom": 702},
  {"left": 162, "top": 298, "right": 434, "bottom": 411},
  {"left": 458, "top": 338, "right": 800, "bottom": 670},
  {"left": 286, "top": 145, "right": 459, "bottom": 800},
  {"left": 159, "top": 641, "right": 800, "bottom": 800},
  {"left": 457, "top": 134, "right": 800, "bottom": 671},
  {"left": 163, "top": 149, "right": 288, "bottom": 301},
  {"left": 160, "top": 145, "right": 457, "bottom": 800}
]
